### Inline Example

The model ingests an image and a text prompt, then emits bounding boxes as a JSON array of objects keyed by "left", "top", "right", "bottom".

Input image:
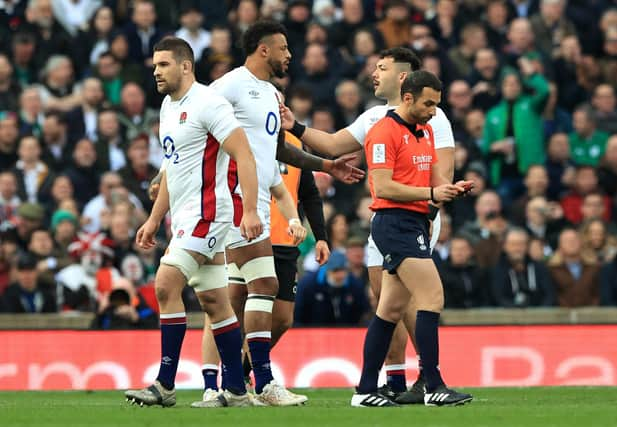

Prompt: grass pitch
[{"left": 1, "top": 387, "right": 616, "bottom": 427}]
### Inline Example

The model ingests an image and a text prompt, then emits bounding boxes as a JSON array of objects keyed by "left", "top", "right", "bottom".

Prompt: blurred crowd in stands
[{"left": 1, "top": 0, "right": 617, "bottom": 328}]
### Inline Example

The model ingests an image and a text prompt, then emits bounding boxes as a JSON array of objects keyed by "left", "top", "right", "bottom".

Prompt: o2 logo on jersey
[
  {"left": 162, "top": 136, "right": 180, "bottom": 164},
  {"left": 265, "top": 112, "right": 278, "bottom": 136}
]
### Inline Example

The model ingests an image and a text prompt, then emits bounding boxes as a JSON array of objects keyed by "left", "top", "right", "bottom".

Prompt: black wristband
[
  {"left": 428, "top": 204, "right": 440, "bottom": 220},
  {"left": 290, "top": 120, "right": 306, "bottom": 139},
  {"left": 430, "top": 187, "right": 437, "bottom": 203}
]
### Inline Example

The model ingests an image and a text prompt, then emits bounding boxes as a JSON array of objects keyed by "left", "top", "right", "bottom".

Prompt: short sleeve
[
  {"left": 346, "top": 109, "right": 371, "bottom": 146},
  {"left": 210, "top": 73, "right": 237, "bottom": 105},
  {"left": 198, "top": 91, "right": 241, "bottom": 145},
  {"left": 271, "top": 162, "right": 283, "bottom": 188},
  {"left": 365, "top": 120, "right": 398, "bottom": 171},
  {"left": 159, "top": 157, "right": 169, "bottom": 172},
  {"left": 431, "top": 135, "right": 438, "bottom": 165},
  {"left": 429, "top": 108, "right": 455, "bottom": 149}
]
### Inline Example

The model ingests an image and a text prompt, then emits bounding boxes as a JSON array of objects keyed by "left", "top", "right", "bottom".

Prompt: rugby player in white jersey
[
  {"left": 281, "top": 47, "right": 467, "bottom": 404},
  {"left": 124, "top": 37, "right": 262, "bottom": 408},
  {"left": 192, "top": 21, "right": 363, "bottom": 407}
]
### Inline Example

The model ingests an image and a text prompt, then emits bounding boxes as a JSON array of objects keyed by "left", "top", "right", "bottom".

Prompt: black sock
[
  {"left": 243, "top": 354, "right": 252, "bottom": 378},
  {"left": 415, "top": 310, "right": 445, "bottom": 392},
  {"left": 357, "top": 315, "right": 396, "bottom": 394}
]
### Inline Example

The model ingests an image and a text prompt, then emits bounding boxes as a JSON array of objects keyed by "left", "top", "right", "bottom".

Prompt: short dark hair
[
  {"left": 504, "top": 226, "right": 529, "bottom": 242},
  {"left": 153, "top": 36, "right": 195, "bottom": 69},
  {"left": 210, "top": 24, "right": 231, "bottom": 33},
  {"left": 17, "top": 252, "right": 38, "bottom": 271},
  {"left": 575, "top": 164, "right": 596, "bottom": 173},
  {"left": 379, "top": 47, "right": 421, "bottom": 71},
  {"left": 242, "top": 20, "right": 288, "bottom": 55},
  {"left": 573, "top": 103, "right": 595, "bottom": 121},
  {"left": 401, "top": 70, "right": 442, "bottom": 100},
  {"left": 44, "top": 110, "right": 67, "bottom": 125},
  {"left": 312, "top": 104, "right": 334, "bottom": 116},
  {"left": 288, "top": 85, "right": 313, "bottom": 102},
  {"left": 98, "top": 50, "right": 117, "bottom": 62},
  {"left": 98, "top": 107, "right": 117, "bottom": 117}
]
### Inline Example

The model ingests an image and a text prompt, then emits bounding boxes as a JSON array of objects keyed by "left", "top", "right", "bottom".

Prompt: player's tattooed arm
[
  {"left": 276, "top": 131, "right": 365, "bottom": 184},
  {"left": 276, "top": 130, "right": 325, "bottom": 170},
  {"left": 148, "top": 170, "right": 163, "bottom": 201}
]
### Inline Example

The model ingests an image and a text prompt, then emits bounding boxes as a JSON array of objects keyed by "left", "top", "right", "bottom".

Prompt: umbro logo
[{"left": 249, "top": 90, "right": 260, "bottom": 98}]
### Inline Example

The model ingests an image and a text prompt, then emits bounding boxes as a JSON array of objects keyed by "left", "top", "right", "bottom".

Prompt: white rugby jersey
[
  {"left": 159, "top": 82, "right": 240, "bottom": 224},
  {"left": 210, "top": 66, "right": 283, "bottom": 214},
  {"left": 346, "top": 105, "right": 454, "bottom": 149}
]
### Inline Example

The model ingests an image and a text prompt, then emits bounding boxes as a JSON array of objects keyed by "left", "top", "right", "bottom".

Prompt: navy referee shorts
[{"left": 371, "top": 208, "right": 431, "bottom": 274}]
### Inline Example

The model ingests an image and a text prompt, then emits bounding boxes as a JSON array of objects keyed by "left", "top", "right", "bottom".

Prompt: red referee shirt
[{"left": 365, "top": 110, "right": 437, "bottom": 214}]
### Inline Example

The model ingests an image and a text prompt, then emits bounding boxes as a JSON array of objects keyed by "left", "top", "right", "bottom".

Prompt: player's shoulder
[
  {"left": 429, "top": 107, "right": 451, "bottom": 130},
  {"left": 373, "top": 113, "right": 398, "bottom": 129},
  {"left": 357, "top": 105, "right": 389, "bottom": 132},
  {"left": 366, "top": 114, "right": 397, "bottom": 140},
  {"left": 214, "top": 67, "right": 247, "bottom": 85},
  {"left": 429, "top": 107, "right": 455, "bottom": 149},
  {"left": 359, "top": 104, "right": 389, "bottom": 121},
  {"left": 191, "top": 81, "right": 213, "bottom": 95},
  {"left": 192, "top": 82, "right": 229, "bottom": 104}
]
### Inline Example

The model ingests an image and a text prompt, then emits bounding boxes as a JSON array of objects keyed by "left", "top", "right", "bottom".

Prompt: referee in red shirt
[{"left": 351, "top": 71, "right": 473, "bottom": 407}]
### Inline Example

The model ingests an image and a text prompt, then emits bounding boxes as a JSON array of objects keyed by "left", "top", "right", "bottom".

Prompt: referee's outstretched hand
[
  {"left": 328, "top": 153, "right": 366, "bottom": 184},
  {"left": 433, "top": 183, "right": 468, "bottom": 202}
]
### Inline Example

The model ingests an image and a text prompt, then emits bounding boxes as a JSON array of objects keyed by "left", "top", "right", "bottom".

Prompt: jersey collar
[{"left": 386, "top": 110, "right": 423, "bottom": 136}]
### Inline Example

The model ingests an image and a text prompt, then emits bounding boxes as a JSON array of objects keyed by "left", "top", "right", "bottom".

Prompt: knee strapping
[
  {"left": 227, "top": 262, "right": 246, "bottom": 285},
  {"left": 245, "top": 293, "right": 274, "bottom": 313},
  {"left": 188, "top": 264, "right": 227, "bottom": 292},
  {"left": 160, "top": 247, "right": 199, "bottom": 280},
  {"left": 239, "top": 256, "right": 276, "bottom": 284}
]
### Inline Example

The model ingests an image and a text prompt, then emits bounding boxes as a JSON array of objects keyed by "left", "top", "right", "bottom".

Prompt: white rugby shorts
[
  {"left": 168, "top": 217, "right": 230, "bottom": 258},
  {"left": 225, "top": 207, "right": 271, "bottom": 249}
]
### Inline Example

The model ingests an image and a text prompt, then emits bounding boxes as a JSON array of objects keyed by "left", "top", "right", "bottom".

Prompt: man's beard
[
  {"left": 157, "top": 81, "right": 178, "bottom": 95},
  {"left": 269, "top": 59, "right": 287, "bottom": 79}
]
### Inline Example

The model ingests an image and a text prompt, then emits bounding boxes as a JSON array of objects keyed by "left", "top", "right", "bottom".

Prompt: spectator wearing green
[
  {"left": 483, "top": 60, "right": 550, "bottom": 201},
  {"left": 569, "top": 105, "right": 610, "bottom": 166}
]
